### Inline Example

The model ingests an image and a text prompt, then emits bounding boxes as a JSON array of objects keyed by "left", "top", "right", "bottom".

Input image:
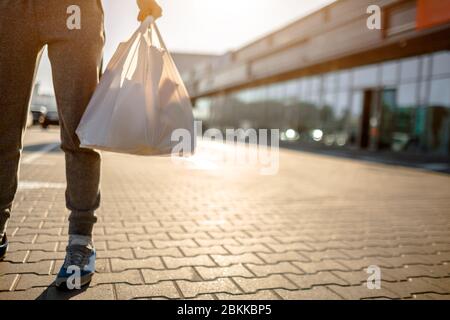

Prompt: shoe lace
[{"left": 64, "top": 245, "right": 92, "bottom": 268}]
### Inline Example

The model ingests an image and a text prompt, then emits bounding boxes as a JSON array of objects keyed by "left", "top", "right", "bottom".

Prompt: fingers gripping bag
[{"left": 76, "top": 16, "right": 195, "bottom": 156}]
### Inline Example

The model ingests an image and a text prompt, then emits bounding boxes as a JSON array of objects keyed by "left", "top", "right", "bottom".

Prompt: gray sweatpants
[{"left": 0, "top": 0, "right": 105, "bottom": 236}]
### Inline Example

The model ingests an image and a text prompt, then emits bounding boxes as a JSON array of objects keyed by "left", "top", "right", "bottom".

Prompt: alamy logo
[
  {"left": 66, "top": 265, "right": 81, "bottom": 290},
  {"left": 171, "top": 121, "right": 280, "bottom": 176},
  {"left": 67, "top": 5, "right": 81, "bottom": 30},
  {"left": 366, "top": 5, "right": 381, "bottom": 30},
  {"left": 366, "top": 265, "right": 381, "bottom": 290}
]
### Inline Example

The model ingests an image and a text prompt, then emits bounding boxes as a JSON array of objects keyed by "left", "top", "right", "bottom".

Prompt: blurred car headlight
[
  {"left": 281, "top": 129, "right": 299, "bottom": 141},
  {"left": 311, "top": 129, "right": 323, "bottom": 142}
]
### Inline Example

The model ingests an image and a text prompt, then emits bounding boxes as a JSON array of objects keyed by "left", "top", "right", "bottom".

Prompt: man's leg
[
  {"left": 43, "top": 1, "right": 105, "bottom": 237},
  {"left": 37, "top": 0, "right": 105, "bottom": 288},
  {"left": 0, "top": 1, "right": 43, "bottom": 241}
]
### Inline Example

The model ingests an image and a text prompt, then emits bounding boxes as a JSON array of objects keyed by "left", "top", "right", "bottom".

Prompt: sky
[{"left": 36, "top": 0, "right": 335, "bottom": 94}]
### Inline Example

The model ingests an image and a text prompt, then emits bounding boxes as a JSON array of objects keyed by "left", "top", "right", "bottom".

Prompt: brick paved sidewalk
[{"left": 1, "top": 128, "right": 450, "bottom": 300}]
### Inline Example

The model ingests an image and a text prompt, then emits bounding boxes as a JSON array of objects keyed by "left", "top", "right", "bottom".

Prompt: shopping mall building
[{"left": 184, "top": 0, "right": 450, "bottom": 155}]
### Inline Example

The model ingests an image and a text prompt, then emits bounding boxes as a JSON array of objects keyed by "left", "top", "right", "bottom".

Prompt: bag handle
[
  {"left": 140, "top": 16, "right": 155, "bottom": 33},
  {"left": 139, "top": 16, "right": 165, "bottom": 50},
  {"left": 150, "top": 18, "right": 192, "bottom": 100},
  {"left": 140, "top": 16, "right": 192, "bottom": 100}
]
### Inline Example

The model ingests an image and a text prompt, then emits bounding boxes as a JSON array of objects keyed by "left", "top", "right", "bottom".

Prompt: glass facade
[{"left": 195, "top": 51, "right": 450, "bottom": 155}]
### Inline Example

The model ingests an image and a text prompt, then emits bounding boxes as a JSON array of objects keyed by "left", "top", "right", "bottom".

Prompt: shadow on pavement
[
  {"left": 23, "top": 143, "right": 61, "bottom": 153},
  {"left": 35, "top": 282, "right": 89, "bottom": 300},
  {"left": 280, "top": 141, "right": 450, "bottom": 174}
]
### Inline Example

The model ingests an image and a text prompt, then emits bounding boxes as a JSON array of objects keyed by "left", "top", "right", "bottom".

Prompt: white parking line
[
  {"left": 21, "top": 142, "right": 60, "bottom": 165},
  {"left": 18, "top": 181, "right": 65, "bottom": 190}
]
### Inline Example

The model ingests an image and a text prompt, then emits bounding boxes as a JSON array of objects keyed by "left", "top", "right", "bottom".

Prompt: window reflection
[
  {"left": 349, "top": 91, "right": 364, "bottom": 146},
  {"left": 200, "top": 51, "right": 450, "bottom": 155},
  {"left": 300, "top": 78, "right": 311, "bottom": 101},
  {"left": 429, "top": 78, "right": 450, "bottom": 107},
  {"left": 432, "top": 52, "right": 450, "bottom": 77},
  {"left": 338, "top": 71, "right": 352, "bottom": 90},
  {"left": 311, "top": 76, "right": 322, "bottom": 93},
  {"left": 381, "top": 61, "right": 399, "bottom": 86},
  {"left": 353, "top": 65, "right": 379, "bottom": 88},
  {"left": 420, "top": 55, "right": 432, "bottom": 80},
  {"left": 428, "top": 78, "right": 450, "bottom": 154},
  {"left": 324, "top": 72, "right": 338, "bottom": 92},
  {"left": 397, "top": 82, "right": 418, "bottom": 107},
  {"left": 400, "top": 57, "right": 420, "bottom": 82}
]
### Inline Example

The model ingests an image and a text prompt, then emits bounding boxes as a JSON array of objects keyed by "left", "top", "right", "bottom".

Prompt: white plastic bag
[{"left": 76, "top": 17, "right": 195, "bottom": 156}]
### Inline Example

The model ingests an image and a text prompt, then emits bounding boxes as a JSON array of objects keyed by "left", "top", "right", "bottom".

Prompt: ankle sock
[
  {"left": 69, "top": 234, "right": 94, "bottom": 249},
  {"left": 0, "top": 223, "right": 7, "bottom": 241},
  {"left": 0, "top": 211, "right": 9, "bottom": 241}
]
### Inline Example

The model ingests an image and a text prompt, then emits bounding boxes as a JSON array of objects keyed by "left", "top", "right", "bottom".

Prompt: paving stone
[
  {"left": 110, "top": 257, "right": 164, "bottom": 272},
  {"left": 143, "top": 226, "right": 185, "bottom": 235},
  {"left": 105, "top": 227, "right": 146, "bottom": 235},
  {"left": 0, "top": 261, "right": 53, "bottom": 275},
  {"left": 293, "top": 260, "right": 349, "bottom": 274},
  {"left": 286, "top": 272, "right": 348, "bottom": 289},
  {"left": 225, "top": 244, "right": 272, "bottom": 255},
  {"left": 301, "top": 249, "right": 352, "bottom": 262},
  {"left": 276, "top": 287, "right": 342, "bottom": 300},
  {"left": 8, "top": 235, "right": 36, "bottom": 244},
  {"left": 15, "top": 227, "right": 61, "bottom": 236},
  {"left": 217, "top": 290, "right": 280, "bottom": 300},
  {"left": 328, "top": 284, "right": 400, "bottom": 300},
  {"left": 134, "top": 247, "right": 184, "bottom": 258},
  {"left": 142, "top": 267, "right": 199, "bottom": 283},
  {"left": 6, "top": 129, "right": 450, "bottom": 300},
  {"left": 163, "top": 255, "right": 216, "bottom": 269},
  {"left": 169, "top": 232, "right": 211, "bottom": 240},
  {"left": 196, "top": 265, "right": 254, "bottom": 280},
  {"left": 196, "top": 238, "right": 240, "bottom": 246},
  {"left": 0, "top": 284, "right": 115, "bottom": 300},
  {"left": 0, "top": 274, "right": 18, "bottom": 291},
  {"left": 15, "top": 274, "right": 55, "bottom": 290},
  {"left": 8, "top": 242, "right": 57, "bottom": 252},
  {"left": 235, "top": 237, "right": 279, "bottom": 245},
  {"left": 209, "top": 231, "right": 249, "bottom": 239},
  {"left": 381, "top": 265, "right": 449, "bottom": 282},
  {"left": 274, "top": 236, "right": 316, "bottom": 244},
  {"left": 181, "top": 245, "right": 228, "bottom": 257},
  {"left": 177, "top": 278, "right": 241, "bottom": 298},
  {"left": 257, "top": 251, "right": 310, "bottom": 264},
  {"left": 337, "top": 257, "right": 394, "bottom": 270},
  {"left": 247, "top": 230, "right": 286, "bottom": 238},
  {"left": 186, "top": 294, "right": 217, "bottom": 300},
  {"left": 27, "top": 251, "right": 65, "bottom": 262},
  {"left": 211, "top": 253, "right": 264, "bottom": 267},
  {"left": 127, "top": 233, "right": 171, "bottom": 241},
  {"left": 107, "top": 240, "right": 153, "bottom": 250},
  {"left": 123, "top": 221, "right": 160, "bottom": 228},
  {"left": 233, "top": 275, "right": 297, "bottom": 293},
  {"left": 93, "top": 259, "right": 112, "bottom": 274},
  {"left": 2, "top": 251, "right": 29, "bottom": 263},
  {"left": 388, "top": 277, "right": 450, "bottom": 295},
  {"left": 267, "top": 242, "right": 314, "bottom": 253},
  {"left": 246, "top": 262, "right": 303, "bottom": 277},
  {"left": 91, "top": 270, "right": 143, "bottom": 286},
  {"left": 412, "top": 293, "right": 450, "bottom": 300},
  {"left": 153, "top": 239, "right": 198, "bottom": 249}
]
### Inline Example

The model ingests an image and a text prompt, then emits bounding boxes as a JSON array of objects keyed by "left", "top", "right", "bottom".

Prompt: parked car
[
  {"left": 38, "top": 106, "right": 59, "bottom": 129},
  {"left": 30, "top": 104, "right": 43, "bottom": 124}
]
